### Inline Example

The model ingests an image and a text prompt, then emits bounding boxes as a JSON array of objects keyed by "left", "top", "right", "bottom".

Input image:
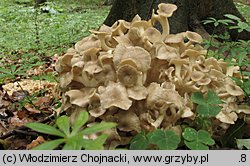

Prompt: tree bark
[{"left": 104, "top": 0, "right": 250, "bottom": 40}]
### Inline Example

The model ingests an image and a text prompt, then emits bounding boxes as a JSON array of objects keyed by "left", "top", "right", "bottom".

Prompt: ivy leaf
[
  {"left": 236, "top": 139, "right": 250, "bottom": 150},
  {"left": 183, "top": 128, "right": 215, "bottom": 150},
  {"left": 148, "top": 129, "right": 180, "bottom": 150},
  {"left": 130, "top": 132, "right": 150, "bottom": 150}
]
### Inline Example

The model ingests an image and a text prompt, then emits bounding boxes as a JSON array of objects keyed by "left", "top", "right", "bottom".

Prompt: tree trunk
[
  {"left": 35, "top": 0, "right": 47, "bottom": 7},
  {"left": 104, "top": 0, "right": 250, "bottom": 40}
]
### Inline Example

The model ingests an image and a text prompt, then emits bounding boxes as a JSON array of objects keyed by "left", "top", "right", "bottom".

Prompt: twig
[{"left": 0, "top": 111, "right": 64, "bottom": 140}]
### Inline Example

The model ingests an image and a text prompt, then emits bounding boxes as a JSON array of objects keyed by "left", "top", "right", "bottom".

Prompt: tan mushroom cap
[
  {"left": 81, "top": 47, "right": 100, "bottom": 62},
  {"left": 185, "top": 31, "right": 203, "bottom": 44},
  {"left": 164, "top": 33, "right": 184, "bottom": 44},
  {"left": 117, "top": 64, "right": 139, "bottom": 87},
  {"left": 216, "top": 111, "right": 238, "bottom": 124},
  {"left": 55, "top": 53, "right": 73, "bottom": 73},
  {"left": 95, "top": 64, "right": 117, "bottom": 85},
  {"left": 111, "top": 20, "right": 130, "bottom": 36},
  {"left": 127, "top": 85, "right": 148, "bottom": 100},
  {"left": 181, "top": 49, "right": 201, "bottom": 65},
  {"left": 113, "top": 44, "right": 151, "bottom": 72},
  {"left": 99, "top": 82, "right": 132, "bottom": 110},
  {"left": 155, "top": 42, "right": 179, "bottom": 60},
  {"left": 60, "top": 72, "right": 73, "bottom": 88},
  {"left": 87, "top": 93, "right": 107, "bottom": 117},
  {"left": 131, "top": 14, "right": 142, "bottom": 24},
  {"left": 147, "top": 83, "right": 184, "bottom": 110},
  {"left": 225, "top": 83, "right": 244, "bottom": 96},
  {"left": 191, "top": 70, "right": 205, "bottom": 81},
  {"left": 75, "top": 35, "right": 100, "bottom": 52},
  {"left": 209, "top": 69, "right": 226, "bottom": 80},
  {"left": 83, "top": 61, "right": 103, "bottom": 75},
  {"left": 197, "top": 77, "right": 211, "bottom": 85},
  {"left": 98, "top": 24, "right": 112, "bottom": 33},
  {"left": 205, "top": 57, "right": 222, "bottom": 72},
  {"left": 89, "top": 29, "right": 112, "bottom": 51},
  {"left": 119, "top": 58, "right": 138, "bottom": 69},
  {"left": 115, "top": 109, "right": 141, "bottom": 132},
  {"left": 131, "top": 20, "right": 151, "bottom": 31},
  {"left": 143, "top": 27, "right": 162, "bottom": 43},
  {"left": 65, "top": 88, "right": 96, "bottom": 107},
  {"left": 157, "top": 3, "right": 178, "bottom": 17}
]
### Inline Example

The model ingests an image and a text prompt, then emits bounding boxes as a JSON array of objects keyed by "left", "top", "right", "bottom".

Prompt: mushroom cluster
[{"left": 56, "top": 3, "right": 245, "bottom": 148}]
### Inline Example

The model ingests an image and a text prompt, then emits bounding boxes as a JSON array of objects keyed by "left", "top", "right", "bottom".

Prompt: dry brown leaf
[{"left": 26, "top": 136, "right": 46, "bottom": 150}]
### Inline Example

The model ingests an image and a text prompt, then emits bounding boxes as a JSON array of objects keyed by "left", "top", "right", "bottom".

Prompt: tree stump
[{"left": 104, "top": 0, "right": 250, "bottom": 40}]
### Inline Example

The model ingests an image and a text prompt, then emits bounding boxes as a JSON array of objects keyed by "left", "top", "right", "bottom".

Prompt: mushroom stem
[
  {"left": 174, "top": 64, "right": 182, "bottom": 79},
  {"left": 151, "top": 109, "right": 166, "bottom": 128},
  {"left": 151, "top": 12, "right": 170, "bottom": 40},
  {"left": 99, "top": 35, "right": 113, "bottom": 51}
]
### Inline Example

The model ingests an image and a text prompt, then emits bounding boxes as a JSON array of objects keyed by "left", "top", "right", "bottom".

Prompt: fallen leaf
[{"left": 26, "top": 136, "right": 46, "bottom": 150}]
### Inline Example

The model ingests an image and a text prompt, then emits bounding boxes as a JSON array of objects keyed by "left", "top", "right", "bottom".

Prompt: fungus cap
[
  {"left": 185, "top": 31, "right": 203, "bottom": 44},
  {"left": 157, "top": 3, "right": 177, "bottom": 17},
  {"left": 99, "top": 82, "right": 132, "bottom": 110}
]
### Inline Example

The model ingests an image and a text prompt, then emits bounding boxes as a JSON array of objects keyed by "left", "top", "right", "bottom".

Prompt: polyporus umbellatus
[{"left": 56, "top": 3, "right": 248, "bottom": 149}]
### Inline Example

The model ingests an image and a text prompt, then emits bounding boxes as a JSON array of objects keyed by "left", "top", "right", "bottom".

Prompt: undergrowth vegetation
[{"left": 0, "top": 0, "right": 249, "bottom": 150}]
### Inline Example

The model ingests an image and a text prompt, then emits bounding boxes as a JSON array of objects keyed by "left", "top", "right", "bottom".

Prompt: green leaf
[
  {"left": 148, "top": 129, "right": 180, "bottom": 150},
  {"left": 56, "top": 115, "right": 70, "bottom": 136},
  {"left": 182, "top": 128, "right": 197, "bottom": 141},
  {"left": 214, "top": 22, "right": 219, "bottom": 27},
  {"left": 192, "top": 91, "right": 222, "bottom": 117},
  {"left": 130, "top": 132, "right": 150, "bottom": 150},
  {"left": 224, "top": 14, "right": 241, "bottom": 21},
  {"left": 0, "top": 68, "right": 12, "bottom": 75},
  {"left": 197, "top": 130, "right": 215, "bottom": 145},
  {"left": 191, "top": 92, "right": 205, "bottom": 105},
  {"left": 80, "top": 122, "right": 116, "bottom": 135},
  {"left": 183, "top": 128, "right": 215, "bottom": 150},
  {"left": 208, "top": 105, "right": 221, "bottom": 117},
  {"left": 71, "top": 111, "right": 89, "bottom": 136},
  {"left": 84, "top": 134, "right": 109, "bottom": 150},
  {"left": 10, "top": 65, "right": 16, "bottom": 73},
  {"left": 32, "top": 139, "right": 65, "bottom": 150},
  {"left": 184, "top": 141, "right": 209, "bottom": 150},
  {"left": 236, "top": 139, "right": 250, "bottom": 150},
  {"left": 207, "top": 91, "right": 224, "bottom": 105},
  {"left": 196, "top": 104, "right": 209, "bottom": 117},
  {"left": 25, "top": 122, "right": 65, "bottom": 137},
  {"left": 63, "top": 137, "right": 82, "bottom": 150}
]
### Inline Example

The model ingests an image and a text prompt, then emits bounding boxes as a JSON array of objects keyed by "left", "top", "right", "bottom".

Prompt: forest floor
[{"left": 0, "top": 0, "right": 249, "bottom": 149}]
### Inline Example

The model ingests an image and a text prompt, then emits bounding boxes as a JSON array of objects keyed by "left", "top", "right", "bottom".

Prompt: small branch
[{"left": 0, "top": 111, "right": 63, "bottom": 140}]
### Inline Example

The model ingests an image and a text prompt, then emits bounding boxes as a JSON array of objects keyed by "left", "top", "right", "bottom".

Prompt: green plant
[
  {"left": 202, "top": 14, "right": 250, "bottom": 101},
  {"left": 191, "top": 90, "right": 224, "bottom": 118},
  {"left": 130, "top": 129, "right": 181, "bottom": 150},
  {"left": 236, "top": 139, "right": 250, "bottom": 149},
  {"left": 182, "top": 128, "right": 215, "bottom": 150},
  {"left": 25, "top": 111, "right": 117, "bottom": 150}
]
